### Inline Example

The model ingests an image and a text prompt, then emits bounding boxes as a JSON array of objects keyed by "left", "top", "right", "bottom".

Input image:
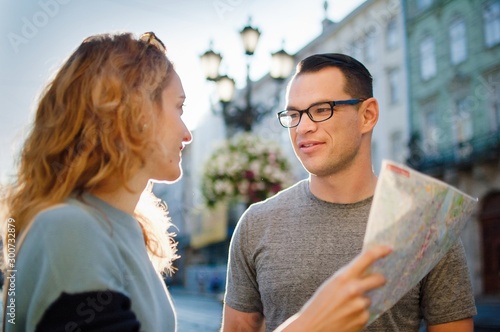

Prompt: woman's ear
[{"left": 360, "top": 97, "right": 379, "bottom": 134}]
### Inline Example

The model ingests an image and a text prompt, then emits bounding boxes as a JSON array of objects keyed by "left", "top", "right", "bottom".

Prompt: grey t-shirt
[
  {"left": 225, "top": 179, "right": 476, "bottom": 332},
  {"left": 7, "top": 193, "right": 176, "bottom": 332}
]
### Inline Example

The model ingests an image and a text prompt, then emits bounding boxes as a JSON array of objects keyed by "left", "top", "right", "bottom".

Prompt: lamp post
[{"left": 200, "top": 17, "right": 294, "bottom": 136}]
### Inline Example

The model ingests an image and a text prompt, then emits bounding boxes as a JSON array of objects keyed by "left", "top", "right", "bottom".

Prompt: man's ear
[{"left": 360, "top": 97, "right": 379, "bottom": 134}]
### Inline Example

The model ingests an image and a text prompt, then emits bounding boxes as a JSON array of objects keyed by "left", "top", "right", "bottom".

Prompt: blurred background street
[
  {"left": 474, "top": 296, "right": 500, "bottom": 332},
  {"left": 169, "top": 286, "right": 223, "bottom": 332}
]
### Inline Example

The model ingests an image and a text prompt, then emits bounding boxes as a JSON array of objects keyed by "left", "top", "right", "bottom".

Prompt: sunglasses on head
[{"left": 140, "top": 31, "right": 166, "bottom": 54}]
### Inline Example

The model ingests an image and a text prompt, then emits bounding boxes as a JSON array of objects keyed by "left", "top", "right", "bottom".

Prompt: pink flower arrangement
[{"left": 202, "top": 133, "right": 294, "bottom": 208}]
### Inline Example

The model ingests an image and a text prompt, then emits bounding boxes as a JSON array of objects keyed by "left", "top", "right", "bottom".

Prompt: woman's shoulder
[
  {"left": 21, "top": 201, "right": 112, "bottom": 251},
  {"left": 13, "top": 203, "right": 130, "bottom": 331},
  {"left": 17, "top": 201, "right": 125, "bottom": 283},
  {"left": 32, "top": 201, "right": 104, "bottom": 232}
]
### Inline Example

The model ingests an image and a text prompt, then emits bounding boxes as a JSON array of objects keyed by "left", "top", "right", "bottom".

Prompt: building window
[
  {"left": 388, "top": 68, "right": 401, "bottom": 104},
  {"left": 417, "top": 0, "right": 432, "bottom": 10},
  {"left": 493, "top": 96, "right": 500, "bottom": 132},
  {"left": 420, "top": 36, "right": 437, "bottom": 80},
  {"left": 386, "top": 17, "right": 399, "bottom": 50},
  {"left": 373, "top": 77, "right": 379, "bottom": 101},
  {"left": 371, "top": 141, "right": 380, "bottom": 174},
  {"left": 484, "top": 2, "right": 500, "bottom": 47},
  {"left": 350, "top": 39, "right": 364, "bottom": 62},
  {"left": 453, "top": 98, "right": 474, "bottom": 143},
  {"left": 449, "top": 18, "right": 468, "bottom": 64},
  {"left": 487, "top": 71, "right": 500, "bottom": 131},
  {"left": 422, "top": 100, "right": 439, "bottom": 155},
  {"left": 390, "top": 131, "right": 404, "bottom": 162},
  {"left": 452, "top": 98, "right": 474, "bottom": 159},
  {"left": 365, "top": 30, "right": 377, "bottom": 63}
]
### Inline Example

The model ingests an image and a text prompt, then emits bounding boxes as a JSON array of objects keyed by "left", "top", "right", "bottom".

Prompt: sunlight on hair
[{"left": 134, "top": 181, "right": 179, "bottom": 274}]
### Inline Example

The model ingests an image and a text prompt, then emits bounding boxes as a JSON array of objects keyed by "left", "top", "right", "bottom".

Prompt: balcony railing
[{"left": 407, "top": 131, "right": 500, "bottom": 174}]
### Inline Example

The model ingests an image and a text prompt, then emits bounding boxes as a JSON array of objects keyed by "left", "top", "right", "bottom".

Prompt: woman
[{"left": 2, "top": 32, "right": 389, "bottom": 331}]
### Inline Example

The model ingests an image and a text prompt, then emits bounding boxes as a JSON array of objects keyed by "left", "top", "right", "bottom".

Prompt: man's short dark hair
[{"left": 295, "top": 53, "right": 373, "bottom": 99}]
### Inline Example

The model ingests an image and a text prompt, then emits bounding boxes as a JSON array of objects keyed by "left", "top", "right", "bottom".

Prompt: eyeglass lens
[{"left": 279, "top": 102, "right": 333, "bottom": 128}]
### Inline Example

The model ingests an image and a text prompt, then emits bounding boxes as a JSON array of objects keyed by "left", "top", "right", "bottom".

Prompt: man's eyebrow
[{"left": 285, "top": 100, "right": 331, "bottom": 111}]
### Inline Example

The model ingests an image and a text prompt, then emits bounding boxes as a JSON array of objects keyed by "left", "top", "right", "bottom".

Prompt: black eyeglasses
[
  {"left": 277, "top": 99, "right": 364, "bottom": 128},
  {"left": 139, "top": 32, "right": 166, "bottom": 54}
]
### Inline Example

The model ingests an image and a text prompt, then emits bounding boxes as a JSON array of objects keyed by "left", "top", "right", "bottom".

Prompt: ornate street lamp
[
  {"left": 270, "top": 41, "right": 295, "bottom": 81},
  {"left": 240, "top": 19, "right": 261, "bottom": 56},
  {"left": 199, "top": 42, "right": 222, "bottom": 81},
  {"left": 216, "top": 75, "right": 236, "bottom": 103},
  {"left": 200, "top": 17, "right": 294, "bottom": 135}
]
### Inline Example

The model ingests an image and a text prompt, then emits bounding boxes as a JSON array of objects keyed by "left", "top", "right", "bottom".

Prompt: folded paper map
[{"left": 363, "top": 160, "right": 478, "bottom": 326}]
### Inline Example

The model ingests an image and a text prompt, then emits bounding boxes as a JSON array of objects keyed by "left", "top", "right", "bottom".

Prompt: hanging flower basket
[{"left": 202, "top": 133, "right": 294, "bottom": 208}]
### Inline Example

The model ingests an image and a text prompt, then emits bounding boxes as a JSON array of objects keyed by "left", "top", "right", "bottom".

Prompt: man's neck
[{"left": 308, "top": 165, "right": 377, "bottom": 204}]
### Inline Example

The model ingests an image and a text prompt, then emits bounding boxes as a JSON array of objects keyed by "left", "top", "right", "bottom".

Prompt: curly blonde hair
[{"left": 2, "top": 32, "right": 179, "bottom": 273}]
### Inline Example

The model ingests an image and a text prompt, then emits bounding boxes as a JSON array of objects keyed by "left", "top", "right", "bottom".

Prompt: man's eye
[{"left": 315, "top": 107, "right": 330, "bottom": 114}]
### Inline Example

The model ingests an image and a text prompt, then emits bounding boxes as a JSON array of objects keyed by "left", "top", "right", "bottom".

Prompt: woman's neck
[{"left": 90, "top": 173, "right": 149, "bottom": 215}]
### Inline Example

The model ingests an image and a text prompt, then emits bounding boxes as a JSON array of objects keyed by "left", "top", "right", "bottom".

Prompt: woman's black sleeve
[{"left": 35, "top": 290, "right": 141, "bottom": 332}]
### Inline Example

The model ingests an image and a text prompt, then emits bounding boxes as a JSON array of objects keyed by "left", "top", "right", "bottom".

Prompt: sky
[{"left": 0, "top": 0, "right": 365, "bottom": 182}]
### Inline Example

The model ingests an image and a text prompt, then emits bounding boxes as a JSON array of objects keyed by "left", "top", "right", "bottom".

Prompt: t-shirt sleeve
[
  {"left": 14, "top": 204, "right": 129, "bottom": 331},
  {"left": 224, "top": 210, "right": 263, "bottom": 313},
  {"left": 35, "top": 290, "right": 141, "bottom": 331},
  {"left": 420, "top": 239, "right": 477, "bottom": 325}
]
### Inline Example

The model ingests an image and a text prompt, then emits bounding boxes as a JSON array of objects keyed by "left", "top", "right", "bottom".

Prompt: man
[{"left": 222, "top": 53, "right": 476, "bottom": 331}]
